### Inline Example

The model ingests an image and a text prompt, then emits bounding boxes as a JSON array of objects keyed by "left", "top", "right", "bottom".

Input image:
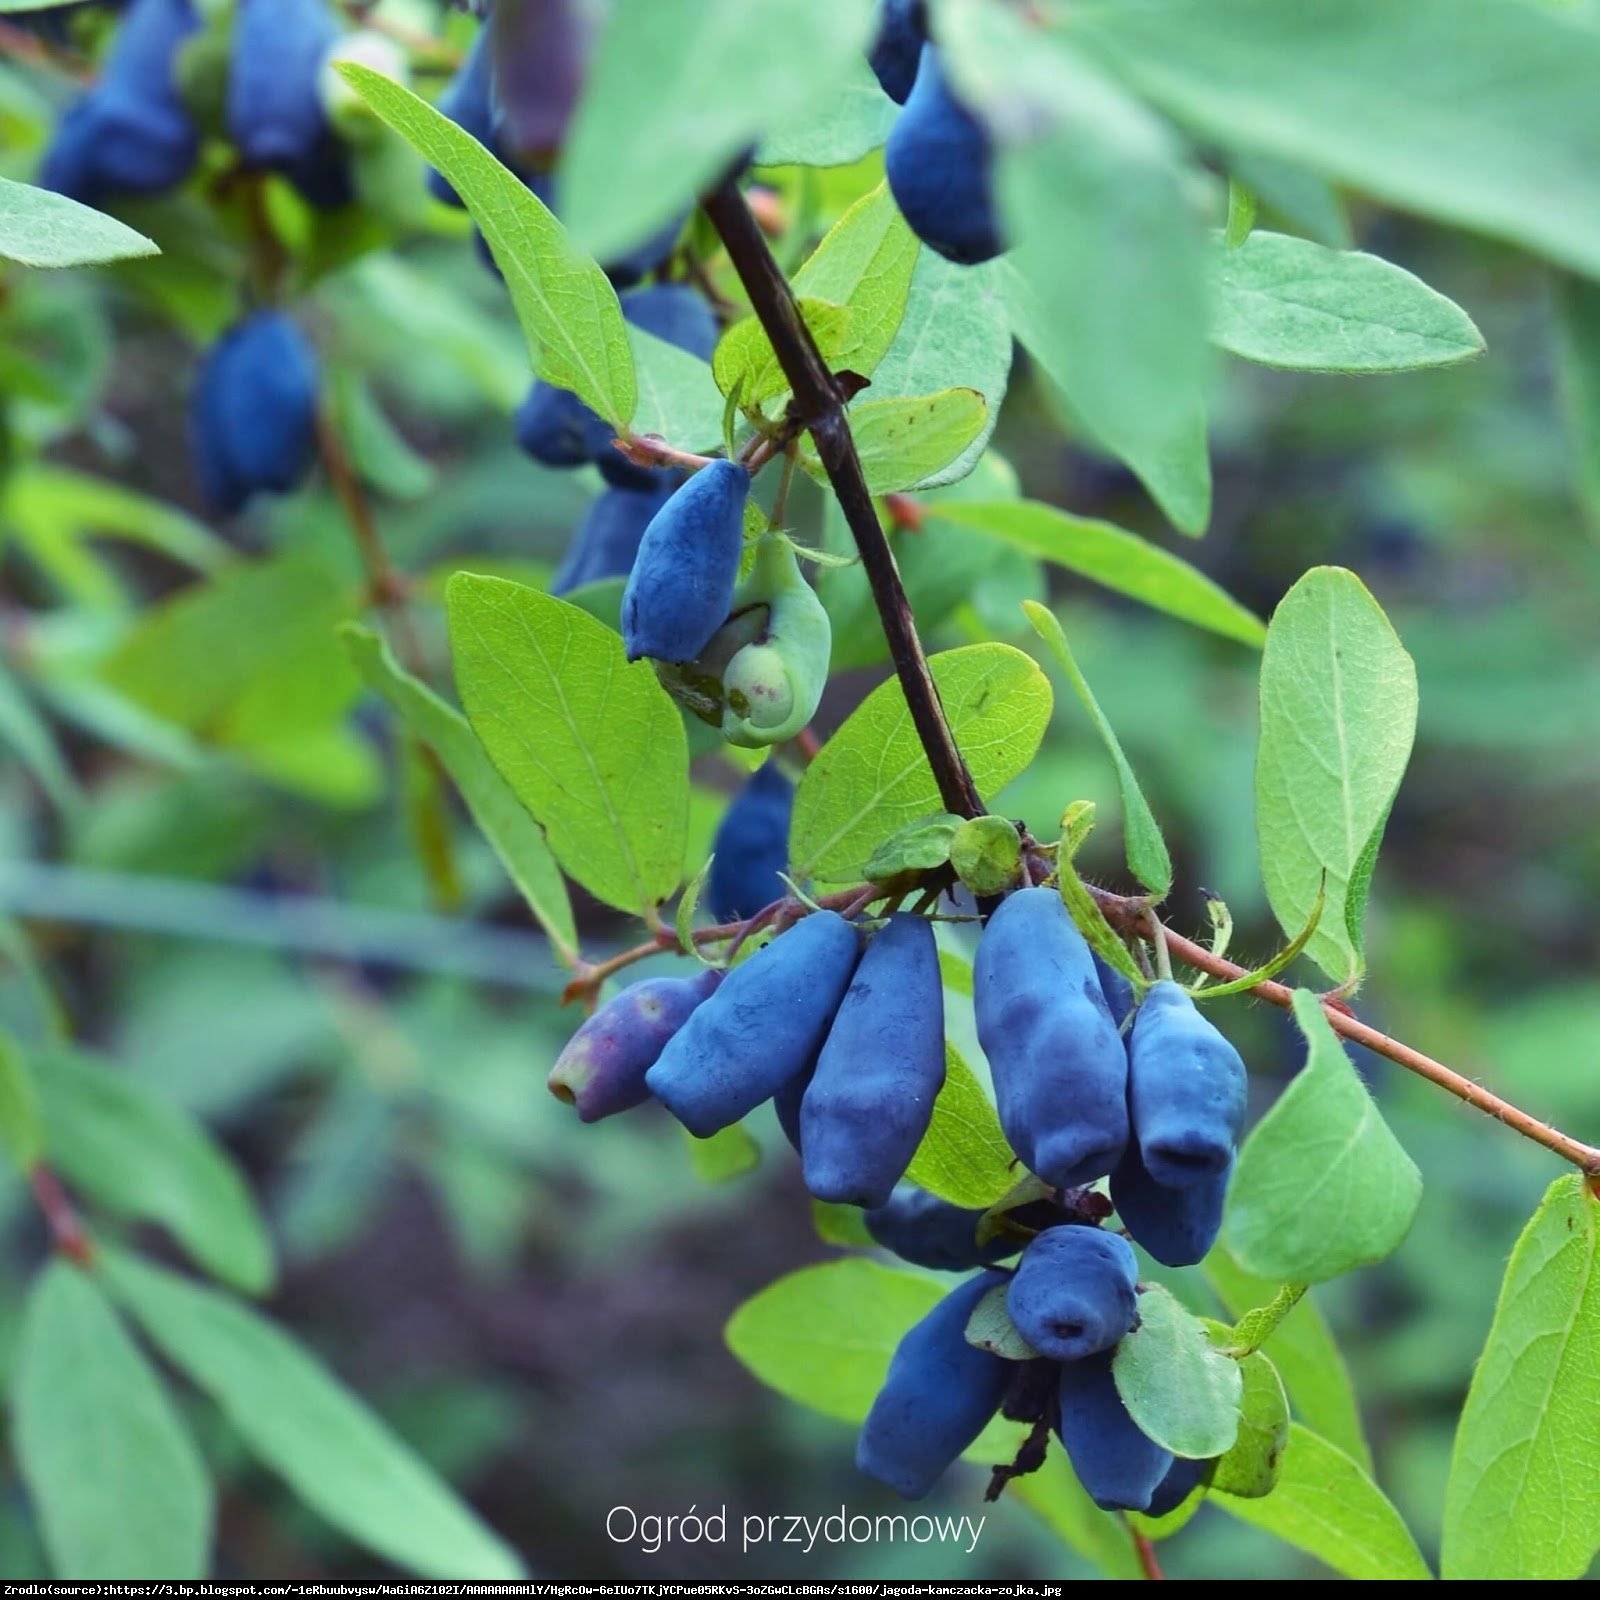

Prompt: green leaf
[
  {"left": 1207, "top": 1343, "right": 1290, "bottom": 1499},
  {"left": 938, "top": 949, "right": 975, "bottom": 998},
  {"left": 791, "top": 643, "right": 1052, "bottom": 883},
  {"left": 1023, "top": 601, "right": 1172, "bottom": 894},
  {"left": 1215, "top": 1424, "right": 1431, "bottom": 1581},
  {"left": 792, "top": 182, "right": 919, "bottom": 381},
  {"left": 933, "top": 500, "right": 1265, "bottom": 648},
  {"left": 861, "top": 812, "right": 963, "bottom": 882},
  {"left": 758, "top": 56, "right": 898, "bottom": 168},
  {"left": 335, "top": 63, "right": 635, "bottom": 428},
  {"left": 447, "top": 574, "right": 688, "bottom": 918},
  {"left": 1204, "top": 1247, "right": 1370, "bottom": 1471},
  {"left": 100, "top": 556, "right": 365, "bottom": 789},
  {"left": 725, "top": 1258, "right": 945, "bottom": 1424},
  {"left": 327, "top": 368, "right": 437, "bottom": 501},
  {"left": 958, "top": 9, "right": 1208, "bottom": 534},
  {"left": 13, "top": 1263, "right": 211, "bottom": 1580},
  {"left": 0, "top": 1029, "right": 42, "bottom": 1171},
  {"left": 341, "top": 625, "right": 579, "bottom": 965},
  {"left": 102, "top": 1249, "right": 524, "bottom": 1580},
  {"left": 1074, "top": 0, "right": 1600, "bottom": 281},
  {"left": 1255, "top": 566, "right": 1416, "bottom": 984},
  {"left": 1226, "top": 152, "right": 1352, "bottom": 249},
  {"left": 949, "top": 815, "right": 1023, "bottom": 897},
  {"left": 1225, "top": 990, "right": 1421, "bottom": 1283},
  {"left": 812, "top": 1198, "right": 875, "bottom": 1249},
  {"left": 1112, "top": 1284, "right": 1242, "bottom": 1459},
  {"left": 34, "top": 1048, "right": 275, "bottom": 1297},
  {"left": 629, "top": 327, "right": 726, "bottom": 453},
  {"left": 0, "top": 177, "right": 159, "bottom": 269},
  {"left": 1010, "top": 1451, "right": 1144, "bottom": 1580},
  {"left": 1210, "top": 230, "right": 1484, "bottom": 372},
  {"left": 561, "top": 0, "right": 877, "bottom": 260},
  {"left": 1554, "top": 273, "right": 1600, "bottom": 538},
  {"left": 802, "top": 390, "right": 988, "bottom": 496},
  {"left": 684, "top": 1123, "right": 761, "bottom": 1185},
  {"left": 713, "top": 298, "right": 851, "bottom": 409},
  {"left": 0, "top": 655, "right": 80, "bottom": 816},
  {"left": 964, "top": 1281, "right": 1039, "bottom": 1361},
  {"left": 904, "top": 1042, "right": 1017, "bottom": 1210},
  {"left": 870, "top": 254, "right": 1012, "bottom": 490},
  {"left": 1442, "top": 1175, "right": 1600, "bottom": 1579}
]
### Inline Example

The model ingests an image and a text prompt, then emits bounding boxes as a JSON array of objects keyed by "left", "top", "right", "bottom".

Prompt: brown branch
[
  {"left": 31, "top": 1167, "right": 92, "bottom": 1265},
  {"left": 701, "top": 180, "right": 985, "bottom": 820},
  {"left": 564, "top": 882, "right": 887, "bottom": 1004},
  {"left": 1131, "top": 1528, "right": 1166, "bottom": 1581},
  {"left": 690, "top": 182, "right": 1600, "bottom": 1185},
  {"left": 1092, "top": 888, "right": 1600, "bottom": 1178}
]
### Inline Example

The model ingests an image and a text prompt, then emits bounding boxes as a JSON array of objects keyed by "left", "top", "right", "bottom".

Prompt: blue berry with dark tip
[
  {"left": 868, "top": 0, "right": 926, "bottom": 104},
  {"left": 1110, "top": 1143, "right": 1232, "bottom": 1268},
  {"left": 1006, "top": 1225, "right": 1139, "bottom": 1362}
]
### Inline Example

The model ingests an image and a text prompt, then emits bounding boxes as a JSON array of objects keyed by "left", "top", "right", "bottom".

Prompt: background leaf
[
  {"left": 1225, "top": 991, "right": 1422, "bottom": 1283},
  {"left": 938, "top": 3, "right": 1209, "bottom": 535},
  {"left": 1210, "top": 231, "right": 1484, "bottom": 372},
  {"left": 1255, "top": 566, "right": 1417, "bottom": 985},
  {"left": 1024, "top": 601, "right": 1172, "bottom": 894},
  {"left": 336, "top": 64, "right": 635, "bottom": 428},
  {"left": 341, "top": 625, "right": 578, "bottom": 965},
  {"left": 1215, "top": 1424, "right": 1431, "bottom": 1580},
  {"left": 103, "top": 1251, "right": 525, "bottom": 1581},
  {"left": 725, "top": 1258, "right": 944, "bottom": 1424},
  {"left": 1441, "top": 1175, "right": 1600, "bottom": 1580},
  {"left": 790, "top": 644, "right": 1052, "bottom": 883},
  {"left": 0, "top": 177, "right": 159, "bottom": 269},
  {"left": 561, "top": 0, "right": 877, "bottom": 261},
  {"left": 0, "top": 1029, "right": 42, "bottom": 1171},
  {"left": 35, "top": 1047, "right": 274, "bottom": 1296},
  {"left": 933, "top": 501, "right": 1265, "bottom": 648},
  {"left": 447, "top": 575, "right": 688, "bottom": 918},
  {"left": 1112, "top": 1284, "right": 1243, "bottom": 1459},
  {"left": 14, "top": 1263, "right": 211, "bottom": 1580},
  {"left": 1075, "top": 0, "right": 1600, "bottom": 280}
]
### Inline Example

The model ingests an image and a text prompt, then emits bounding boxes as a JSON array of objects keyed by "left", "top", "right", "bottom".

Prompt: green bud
[{"left": 951, "top": 815, "right": 1023, "bottom": 895}]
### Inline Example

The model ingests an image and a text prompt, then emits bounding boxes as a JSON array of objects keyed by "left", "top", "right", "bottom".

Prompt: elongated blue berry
[
  {"left": 1006, "top": 1225, "right": 1139, "bottom": 1362},
  {"left": 1110, "top": 1144, "right": 1232, "bottom": 1269},
  {"left": 40, "top": 0, "right": 200, "bottom": 203},
  {"left": 974, "top": 887, "right": 1129, "bottom": 1188},
  {"left": 857, "top": 1269, "right": 1013, "bottom": 1499},
  {"left": 1128, "top": 980, "right": 1247, "bottom": 1187},
  {"left": 227, "top": 0, "right": 341, "bottom": 173},
  {"left": 1094, "top": 952, "right": 1136, "bottom": 1030},
  {"left": 645, "top": 911, "right": 860, "bottom": 1137},
  {"left": 707, "top": 764, "right": 792, "bottom": 923},
  {"left": 885, "top": 45, "right": 1002, "bottom": 265},
  {"left": 622, "top": 460, "right": 749, "bottom": 664},
  {"left": 1056, "top": 1348, "right": 1173, "bottom": 1512},
  {"left": 1146, "top": 1454, "right": 1211, "bottom": 1519},
  {"left": 868, "top": 0, "right": 926, "bottom": 104},
  {"left": 552, "top": 483, "right": 674, "bottom": 596},
  {"left": 864, "top": 1186, "right": 1022, "bottom": 1273},
  {"left": 801, "top": 913, "right": 945, "bottom": 1208},
  {"left": 548, "top": 969, "right": 722, "bottom": 1123},
  {"left": 189, "top": 311, "right": 319, "bottom": 514}
]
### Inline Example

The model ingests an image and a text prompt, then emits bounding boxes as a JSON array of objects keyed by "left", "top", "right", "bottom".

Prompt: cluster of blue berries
[
  {"left": 37, "top": 0, "right": 354, "bottom": 514},
  {"left": 870, "top": 0, "right": 1003, "bottom": 265},
  {"left": 549, "top": 851, "right": 1249, "bottom": 1512}
]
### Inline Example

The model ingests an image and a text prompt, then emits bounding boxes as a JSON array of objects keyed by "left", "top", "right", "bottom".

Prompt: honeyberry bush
[{"left": 2, "top": 0, "right": 1600, "bottom": 1583}]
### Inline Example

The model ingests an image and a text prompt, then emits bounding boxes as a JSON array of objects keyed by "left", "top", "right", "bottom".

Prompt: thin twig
[
  {"left": 31, "top": 1168, "right": 91, "bottom": 1265},
  {"left": 1132, "top": 1529, "right": 1166, "bottom": 1581},
  {"left": 701, "top": 180, "right": 985, "bottom": 820},
  {"left": 1093, "top": 888, "right": 1600, "bottom": 1178}
]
